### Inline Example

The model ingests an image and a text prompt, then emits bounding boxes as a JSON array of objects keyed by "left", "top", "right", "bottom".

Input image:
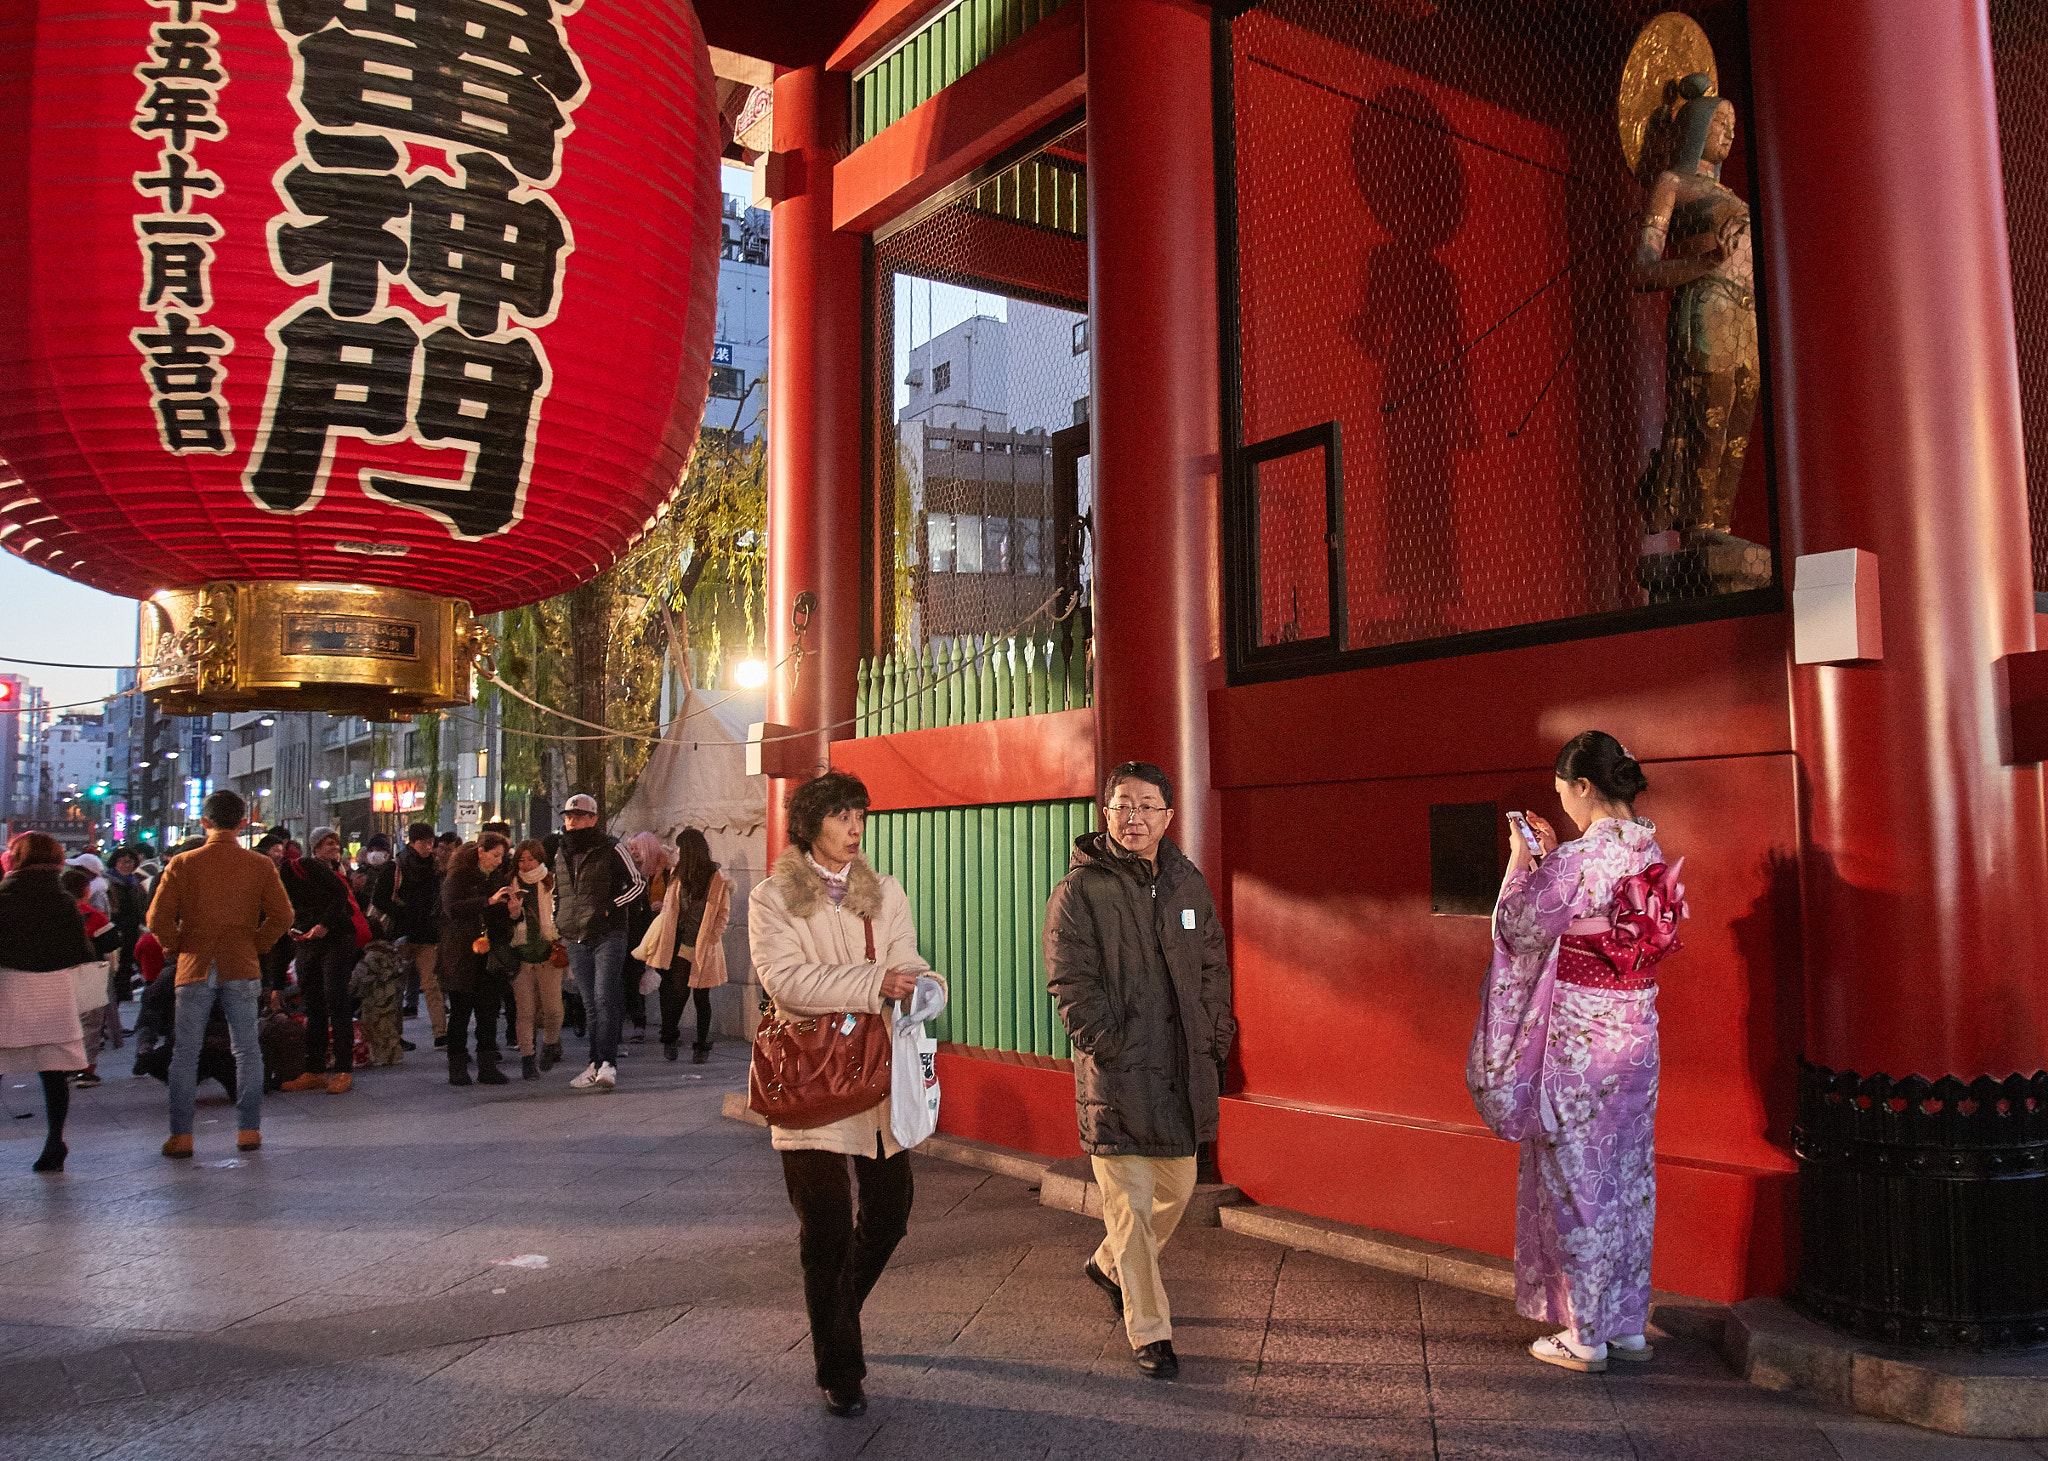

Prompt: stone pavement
[{"left": 0, "top": 1017, "right": 2040, "bottom": 1461}]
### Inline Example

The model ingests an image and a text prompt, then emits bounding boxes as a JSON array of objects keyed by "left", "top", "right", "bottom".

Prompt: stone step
[{"left": 1728, "top": 1297, "right": 2048, "bottom": 1439}]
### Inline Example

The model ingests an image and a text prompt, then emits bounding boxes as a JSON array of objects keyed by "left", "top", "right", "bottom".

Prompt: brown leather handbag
[{"left": 749, "top": 916, "right": 892, "bottom": 1128}]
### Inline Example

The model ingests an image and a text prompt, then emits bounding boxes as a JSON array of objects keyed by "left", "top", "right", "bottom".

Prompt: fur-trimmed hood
[{"left": 770, "top": 845, "right": 883, "bottom": 920}]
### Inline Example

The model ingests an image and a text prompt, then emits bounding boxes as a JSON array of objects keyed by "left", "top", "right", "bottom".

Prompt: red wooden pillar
[
  {"left": 1085, "top": 0, "right": 1223, "bottom": 879},
  {"left": 765, "top": 65, "right": 864, "bottom": 857},
  {"left": 1754, "top": 0, "right": 2048, "bottom": 1343}
]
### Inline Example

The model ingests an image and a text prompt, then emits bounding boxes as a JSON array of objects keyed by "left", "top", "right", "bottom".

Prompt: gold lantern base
[{"left": 139, "top": 582, "right": 493, "bottom": 719}]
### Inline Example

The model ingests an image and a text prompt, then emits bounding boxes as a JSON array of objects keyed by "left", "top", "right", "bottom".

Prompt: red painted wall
[{"left": 1209, "top": 613, "right": 1801, "bottom": 1302}]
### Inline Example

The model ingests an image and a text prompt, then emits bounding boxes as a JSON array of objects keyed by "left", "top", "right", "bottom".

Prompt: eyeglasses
[{"left": 1106, "top": 803, "right": 1167, "bottom": 822}]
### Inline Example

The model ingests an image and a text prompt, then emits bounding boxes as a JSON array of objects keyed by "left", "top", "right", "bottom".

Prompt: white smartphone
[{"left": 1506, "top": 810, "right": 1544, "bottom": 859}]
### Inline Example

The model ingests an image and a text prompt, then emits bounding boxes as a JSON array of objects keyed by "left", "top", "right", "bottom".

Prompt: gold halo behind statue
[{"left": 1619, "top": 13, "right": 1717, "bottom": 180}]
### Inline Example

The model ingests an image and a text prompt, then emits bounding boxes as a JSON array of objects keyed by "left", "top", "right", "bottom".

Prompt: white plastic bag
[
  {"left": 889, "top": 975, "right": 945, "bottom": 1149},
  {"left": 638, "top": 967, "right": 661, "bottom": 996}
]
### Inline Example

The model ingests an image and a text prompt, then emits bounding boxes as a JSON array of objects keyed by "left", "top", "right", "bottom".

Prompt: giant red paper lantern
[{"left": 0, "top": 0, "right": 721, "bottom": 712}]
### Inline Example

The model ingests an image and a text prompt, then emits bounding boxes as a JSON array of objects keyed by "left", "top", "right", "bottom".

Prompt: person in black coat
[
  {"left": 376, "top": 823, "right": 445, "bottom": 1040},
  {"left": 275, "top": 838, "right": 357, "bottom": 1093},
  {"left": 0, "top": 832, "right": 99, "bottom": 1172},
  {"left": 437, "top": 833, "right": 515, "bottom": 1086},
  {"left": 1044, "top": 761, "right": 1236, "bottom": 1381}
]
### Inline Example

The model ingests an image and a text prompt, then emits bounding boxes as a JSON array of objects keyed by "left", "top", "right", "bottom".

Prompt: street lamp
[
  {"left": 259, "top": 716, "right": 275, "bottom": 727},
  {"left": 736, "top": 659, "right": 767, "bottom": 688}
]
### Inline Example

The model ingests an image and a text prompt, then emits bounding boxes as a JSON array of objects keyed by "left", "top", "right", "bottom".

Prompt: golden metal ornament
[
  {"left": 1618, "top": 12, "right": 1717, "bottom": 178},
  {"left": 138, "top": 581, "right": 492, "bottom": 718}
]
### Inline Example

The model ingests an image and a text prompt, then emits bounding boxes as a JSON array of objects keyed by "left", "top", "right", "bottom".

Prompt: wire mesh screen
[
  {"left": 1992, "top": 0, "right": 2048, "bottom": 597},
  {"left": 872, "top": 134, "right": 1093, "bottom": 663},
  {"left": 1222, "top": 0, "right": 1773, "bottom": 672}
]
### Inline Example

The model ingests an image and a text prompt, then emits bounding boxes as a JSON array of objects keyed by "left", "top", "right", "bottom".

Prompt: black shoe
[
  {"left": 433, "top": 1035, "right": 448, "bottom": 1049},
  {"left": 521, "top": 1055, "right": 539, "bottom": 1081},
  {"left": 1085, "top": 1260, "right": 1124, "bottom": 1318},
  {"left": 476, "top": 1058, "right": 509, "bottom": 1086},
  {"left": 1134, "top": 1340, "right": 1178, "bottom": 1379},
  {"left": 630, "top": 1027, "right": 646, "bottom": 1042},
  {"left": 73, "top": 1071, "right": 101, "bottom": 1088},
  {"left": 398, "top": 1037, "right": 417, "bottom": 1051},
  {"left": 691, "top": 1043, "right": 710, "bottom": 1065},
  {"left": 448, "top": 1051, "right": 472, "bottom": 1087},
  {"left": 402, "top": 1003, "right": 418, "bottom": 1017},
  {"left": 663, "top": 1040, "right": 678, "bottom": 1061},
  {"left": 32, "top": 1141, "right": 66, "bottom": 1173},
  {"left": 539, "top": 1042, "right": 562, "bottom": 1071},
  {"left": 820, "top": 1385, "right": 867, "bottom": 1418}
]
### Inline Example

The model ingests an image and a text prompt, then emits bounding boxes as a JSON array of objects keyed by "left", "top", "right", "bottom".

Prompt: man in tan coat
[
  {"left": 145, "top": 788, "right": 295, "bottom": 1159},
  {"left": 748, "top": 771, "right": 940, "bottom": 1420}
]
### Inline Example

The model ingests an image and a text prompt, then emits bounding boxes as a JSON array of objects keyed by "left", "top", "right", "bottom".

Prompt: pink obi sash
[{"left": 1555, "top": 860, "right": 1688, "bottom": 992}]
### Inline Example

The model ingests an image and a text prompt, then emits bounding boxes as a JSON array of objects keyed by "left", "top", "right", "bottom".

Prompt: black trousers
[
  {"left": 295, "top": 930, "right": 358, "bottom": 1074},
  {"left": 446, "top": 979, "right": 506, "bottom": 1062},
  {"left": 780, "top": 1147, "right": 914, "bottom": 1390},
  {"left": 658, "top": 964, "right": 712, "bottom": 1047}
]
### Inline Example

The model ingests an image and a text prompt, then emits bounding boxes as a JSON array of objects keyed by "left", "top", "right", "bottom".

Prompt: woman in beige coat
[
  {"left": 748, "top": 770, "right": 940, "bottom": 1420},
  {"left": 632, "top": 827, "right": 731, "bottom": 1062}
]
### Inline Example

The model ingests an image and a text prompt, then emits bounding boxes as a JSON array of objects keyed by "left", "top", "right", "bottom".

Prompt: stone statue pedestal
[{"left": 1637, "top": 530, "right": 1774, "bottom": 603}]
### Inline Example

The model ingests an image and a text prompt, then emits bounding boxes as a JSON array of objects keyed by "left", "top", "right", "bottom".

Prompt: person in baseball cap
[{"left": 549, "top": 794, "right": 643, "bottom": 1091}]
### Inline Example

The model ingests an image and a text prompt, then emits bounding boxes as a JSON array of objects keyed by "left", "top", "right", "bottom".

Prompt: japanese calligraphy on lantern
[
  {"left": 130, "top": 0, "right": 238, "bottom": 455},
  {"left": 244, "top": 0, "right": 590, "bottom": 539}
]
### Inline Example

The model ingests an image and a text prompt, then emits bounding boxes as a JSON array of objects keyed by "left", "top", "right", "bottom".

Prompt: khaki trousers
[
  {"left": 511, "top": 962, "right": 565, "bottom": 1056},
  {"left": 1091, "top": 1154, "right": 1198, "bottom": 1348},
  {"left": 410, "top": 942, "right": 446, "bottom": 1038}
]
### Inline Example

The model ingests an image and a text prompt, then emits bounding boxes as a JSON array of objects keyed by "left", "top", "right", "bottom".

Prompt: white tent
[{"left": 610, "top": 684, "right": 768, "bottom": 1039}]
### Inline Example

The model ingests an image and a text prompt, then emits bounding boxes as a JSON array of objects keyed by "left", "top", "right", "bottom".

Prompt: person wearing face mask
[
  {"left": 505, "top": 840, "right": 563, "bottom": 1080},
  {"left": 276, "top": 828, "right": 359, "bottom": 1095},
  {"left": 437, "top": 833, "right": 515, "bottom": 1086},
  {"left": 356, "top": 834, "right": 394, "bottom": 937}
]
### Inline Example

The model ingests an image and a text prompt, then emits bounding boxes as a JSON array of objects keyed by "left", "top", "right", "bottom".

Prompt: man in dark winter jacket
[
  {"left": 376, "top": 823, "right": 445, "bottom": 1043},
  {"left": 550, "top": 793, "right": 645, "bottom": 1091},
  {"left": 1045, "top": 761, "right": 1235, "bottom": 1381}
]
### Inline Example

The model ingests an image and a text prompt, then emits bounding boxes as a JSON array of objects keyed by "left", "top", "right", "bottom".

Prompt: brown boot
[
  {"left": 326, "top": 1072, "right": 353, "bottom": 1094},
  {"left": 280, "top": 1072, "right": 328, "bottom": 1092},
  {"left": 237, "top": 1130, "right": 261, "bottom": 1151},
  {"left": 161, "top": 1134, "right": 193, "bottom": 1159}
]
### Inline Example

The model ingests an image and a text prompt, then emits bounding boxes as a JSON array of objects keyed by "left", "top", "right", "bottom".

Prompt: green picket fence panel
[
  {"left": 853, "top": 0, "right": 1073, "bottom": 147},
  {"left": 865, "top": 798, "right": 1093, "bottom": 1057},
  {"left": 854, "top": 634, "right": 1092, "bottom": 738}
]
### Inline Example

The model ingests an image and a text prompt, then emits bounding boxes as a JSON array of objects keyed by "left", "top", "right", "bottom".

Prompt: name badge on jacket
[{"left": 1181, "top": 908, "right": 1196, "bottom": 930}]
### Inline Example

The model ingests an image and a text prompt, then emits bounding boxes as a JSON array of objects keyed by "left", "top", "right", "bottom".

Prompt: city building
[
  {"left": 0, "top": 673, "right": 45, "bottom": 822},
  {"left": 37, "top": 714, "right": 110, "bottom": 822},
  {"left": 709, "top": 189, "right": 770, "bottom": 444}
]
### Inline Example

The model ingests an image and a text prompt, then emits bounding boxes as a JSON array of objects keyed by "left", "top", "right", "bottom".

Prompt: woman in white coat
[
  {"left": 748, "top": 770, "right": 938, "bottom": 1420},
  {"left": 632, "top": 827, "right": 731, "bottom": 1063}
]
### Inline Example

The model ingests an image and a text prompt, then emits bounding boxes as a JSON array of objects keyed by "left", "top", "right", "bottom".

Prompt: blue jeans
[
  {"left": 169, "top": 967, "right": 263, "bottom": 1136},
  {"left": 564, "top": 931, "right": 626, "bottom": 1067}
]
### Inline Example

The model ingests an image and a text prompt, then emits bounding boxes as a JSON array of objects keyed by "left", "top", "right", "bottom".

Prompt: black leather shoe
[
  {"left": 1085, "top": 1260, "right": 1124, "bottom": 1318},
  {"left": 398, "top": 1037, "right": 417, "bottom": 1051},
  {"left": 1134, "top": 1340, "right": 1178, "bottom": 1379},
  {"left": 820, "top": 1385, "right": 867, "bottom": 1417},
  {"left": 663, "top": 1040, "right": 678, "bottom": 1061}
]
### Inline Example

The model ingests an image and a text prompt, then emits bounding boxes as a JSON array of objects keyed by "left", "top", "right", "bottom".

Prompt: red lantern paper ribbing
[{"left": 0, "top": 0, "right": 722, "bottom": 714}]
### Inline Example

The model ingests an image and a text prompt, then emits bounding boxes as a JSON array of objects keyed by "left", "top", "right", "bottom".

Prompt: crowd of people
[
  {"left": 0, "top": 729, "right": 1674, "bottom": 1418},
  {"left": 0, "top": 787, "right": 734, "bottom": 1164}
]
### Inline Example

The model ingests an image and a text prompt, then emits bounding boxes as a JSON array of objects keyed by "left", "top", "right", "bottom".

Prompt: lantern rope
[
  {"left": 475, "top": 586, "right": 1084, "bottom": 747},
  {"left": 0, "top": 655, "right": 144, "bottom": 670}
]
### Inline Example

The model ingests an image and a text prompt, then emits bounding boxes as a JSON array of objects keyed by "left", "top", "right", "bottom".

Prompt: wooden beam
[
  {"left": 826, "top": 0, "right": 946, "bottom": 74},
  {"left": 832, "top": 0, "right": 1084, "bottom": 235}
]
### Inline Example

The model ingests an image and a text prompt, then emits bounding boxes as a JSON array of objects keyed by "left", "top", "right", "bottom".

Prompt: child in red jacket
[{"left": 59, "top": 867, "right": 122, "bottom": 1086}]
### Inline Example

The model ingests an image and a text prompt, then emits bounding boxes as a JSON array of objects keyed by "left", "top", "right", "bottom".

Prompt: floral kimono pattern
[{"left": 1467, "top": 817, "right": 1665, "bottom": 1346}]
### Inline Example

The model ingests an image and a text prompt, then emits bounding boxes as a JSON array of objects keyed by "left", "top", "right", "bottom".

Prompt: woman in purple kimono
[{"left": 1468, "top": 732, "right": 1687, "bottom": 1373}]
